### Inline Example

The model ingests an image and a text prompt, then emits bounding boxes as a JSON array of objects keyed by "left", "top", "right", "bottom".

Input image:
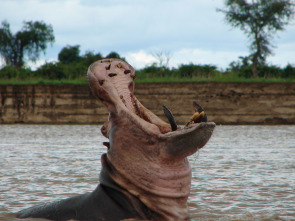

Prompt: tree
[
  {"left": 105, "top": 51, "right": 125, "bottom": 61},
  {"left": 218, "top": 0, "right": 295, "bottom": 77},
  {"left": 152, "top": 50, "right": 172, "bottom": 68},
  {"left": 0, "top": 20, "right": 55, "bottom": 68},
  {"left": 58, "top": 45, "right": 81, "bottom": 64},
  {"left": 82, "top": 51, "right": 103, "bottom": 66}
]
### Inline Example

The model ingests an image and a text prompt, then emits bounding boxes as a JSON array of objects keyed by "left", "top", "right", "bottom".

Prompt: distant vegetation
[
  {"left": 0, "top": 49, "right": 294, "bottom": 84},
  {"left": 1, "top": 1, "right": 295, "bottom": 86}
]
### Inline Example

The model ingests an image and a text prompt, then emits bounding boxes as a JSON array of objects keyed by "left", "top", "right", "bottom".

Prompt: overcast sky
[{"left": 1, "top": 0, "right": 295, "bottom": 70}]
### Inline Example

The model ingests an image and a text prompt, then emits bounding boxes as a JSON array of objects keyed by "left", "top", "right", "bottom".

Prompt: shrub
[
  {"left": 0, "top": 65, "right": 33, "bottom": 79},
  {"left": 36, "top": 62, "right": 66, "bottom": 79},
  {"left": 258, "top": 65, "right": 281, "bottom": 78},
  {"left": 61, "top": 62, "right": 87, "bottom": 79},
  {"left": 176, "top": 63, "right": 217, "bottom": 78},
  {"left": 0, "top": 65, "right": 19, "bottom": 79},
  {"left": 81, "top": 51, "right": 103, "bottom": 66},
  {"left": 137, "top": 64, "right": 171, "bottom": 78},
  {"left": 58, "top": 45, "right": 81, "bottom": 64},
  {"left": 105, "top": 51, "right": 125, "bottom": 61},
  {"left": 282, "top": 64, "right": 295, "bottom": 78}
]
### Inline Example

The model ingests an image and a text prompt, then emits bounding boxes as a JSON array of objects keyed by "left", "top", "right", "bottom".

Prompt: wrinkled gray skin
[{"left": 17, "top": 59, "right": 215, "bottom": 221}]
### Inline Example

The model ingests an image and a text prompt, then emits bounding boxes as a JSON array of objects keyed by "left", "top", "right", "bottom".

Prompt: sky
[{"left": 0, "top": 0, "right": 295, "bottom": 70}]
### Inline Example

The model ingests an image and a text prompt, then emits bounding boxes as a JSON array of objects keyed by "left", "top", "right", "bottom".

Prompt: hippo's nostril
[
  {"left": 108, "top": 73, "right": 117, "bottom": 77},
  {"left": 124, "top": 70, "right": 131, "bottom": 74}
]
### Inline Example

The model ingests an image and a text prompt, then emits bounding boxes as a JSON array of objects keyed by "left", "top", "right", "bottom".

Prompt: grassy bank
[
  {"left": 1, "top": 76, "right": 294, "bottom": 85},
  {"left": 135, "top": 76, "right": 295, "bottom": 83},
  {"left": 0, "top": 78, "right": 88, "bottom": 85},
  {"left": 1, "top": 60, "right": 295, "bottom": 85}
]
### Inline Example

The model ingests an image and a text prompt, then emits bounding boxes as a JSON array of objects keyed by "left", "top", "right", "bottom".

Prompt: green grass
[
  {"left": 135, "top": 76, "right": 295, "bottom": 83},
  {"left": 0, "top": 76, "right": 294, "bottom": 85},
  {"left": 0, "top": 78, "right": 88, "bottom": 85}
]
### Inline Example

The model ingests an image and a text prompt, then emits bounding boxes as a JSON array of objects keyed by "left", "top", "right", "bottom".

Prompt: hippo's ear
[{"left": 162, "top": 123, "right": 215, "bottom": 161}]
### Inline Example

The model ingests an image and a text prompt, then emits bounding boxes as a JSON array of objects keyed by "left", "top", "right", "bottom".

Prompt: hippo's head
[{"left": 88, "top": 59, "right": 215, "bottom": 220}]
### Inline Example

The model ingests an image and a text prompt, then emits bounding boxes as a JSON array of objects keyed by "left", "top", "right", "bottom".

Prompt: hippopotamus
[{"left": 17, "top": 58, "right": 215, "bottom": 220}]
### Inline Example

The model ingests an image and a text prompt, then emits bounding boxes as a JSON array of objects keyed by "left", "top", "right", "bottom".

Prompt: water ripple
[{"left": 1, "top": 125, "right": 295, "bottom": 221}]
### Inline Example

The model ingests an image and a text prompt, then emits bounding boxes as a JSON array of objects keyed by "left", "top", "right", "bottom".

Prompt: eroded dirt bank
[{"left": 0, "top": 82, "right": 294, "bottom": 125}]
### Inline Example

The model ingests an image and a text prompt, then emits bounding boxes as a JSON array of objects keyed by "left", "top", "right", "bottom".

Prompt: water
[{"left": 0, "top": 125, "right": 295, "bottom": 221}]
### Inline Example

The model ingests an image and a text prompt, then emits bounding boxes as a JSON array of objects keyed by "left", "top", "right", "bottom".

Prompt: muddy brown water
[{"left": 1, "top": 125, "right": 295, "bottom": 221}]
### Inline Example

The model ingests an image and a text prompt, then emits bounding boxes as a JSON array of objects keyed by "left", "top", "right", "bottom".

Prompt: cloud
[
  {"left": 126, "top": 50, "right": 157, "bottom": 69},
  {"left": 26, "top": 58, "right": 57, "bottom": 71},
  {"left": 124, "top": 48, "right": 249, "bottom": 70},
  {"left": 0, "top": 0, "right": 294, "bottom": 70},
  {"left": 268, "top": 42, "right": 295, "bottom": 67}
]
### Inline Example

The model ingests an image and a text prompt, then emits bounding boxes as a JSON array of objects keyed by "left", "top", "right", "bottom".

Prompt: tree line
[
  {"left": 0, "top": 0, "right": 295, "bottom": 81},
  {"left": 1, "top": 45, "right": 294, "bottom": 81}
]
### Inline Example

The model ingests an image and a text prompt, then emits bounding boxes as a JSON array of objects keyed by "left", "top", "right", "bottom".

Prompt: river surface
[{"left": 0, "top": 125, "right": 295, "bottom": 221}]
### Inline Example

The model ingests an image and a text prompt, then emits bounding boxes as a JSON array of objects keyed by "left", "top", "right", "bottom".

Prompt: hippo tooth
[
  {"left": 185, "top": 102, "right": 208, "bottom": 126},
  {"left": 117, "top": 63, "right": 122, "bottom": 68},
  {"left": 191, "top": 111, "right": 205, "bottom": 123},
  {"left": 193, "top": 101, "right": 204, "bottom": 112},
  {"left": 163, "top": 105, "right": 177, "bottom": 131},
  {"left": 192, "top": 101, "right": 208, "bottom": 122}
]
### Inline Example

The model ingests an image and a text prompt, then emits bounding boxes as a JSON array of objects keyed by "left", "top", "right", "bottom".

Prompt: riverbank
[{"left": 0, "top": 82, "right": 294, "bottom": 125}]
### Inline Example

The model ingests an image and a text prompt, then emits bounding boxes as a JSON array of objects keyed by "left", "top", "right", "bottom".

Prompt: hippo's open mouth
[
  {"left": 87, "top": 58, "right": 215, "bottom": 143},
  {"left": 87, "top": 59, "right": 215, "bottom": 220}
]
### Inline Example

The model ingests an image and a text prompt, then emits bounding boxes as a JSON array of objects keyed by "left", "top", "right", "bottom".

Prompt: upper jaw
[
  {"left": 87, "top": 59, "right": 215, "bottom": 139},
  {"left": 87, "top": 58, "right": 136, "bottom": 114}
]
